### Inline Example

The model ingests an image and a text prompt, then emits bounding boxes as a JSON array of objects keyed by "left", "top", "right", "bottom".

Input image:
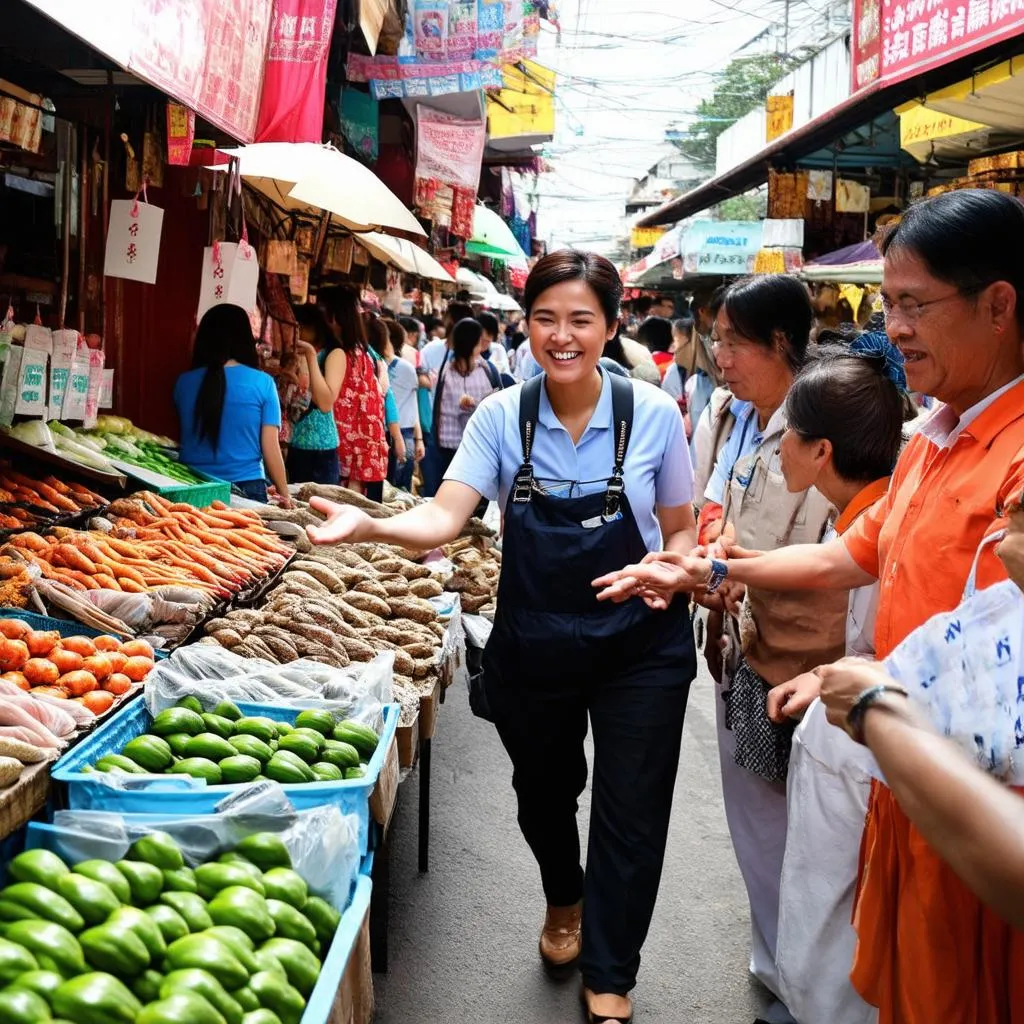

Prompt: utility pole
[{"left": 782, "top": 0, "right": 790, "bottom": 56}]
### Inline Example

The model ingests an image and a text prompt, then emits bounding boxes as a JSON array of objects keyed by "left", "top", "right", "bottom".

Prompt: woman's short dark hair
[
  {"left": 293, "top": 303, "right": 337, "bottom": 353},
  {"left": 190, "top": 304, "right": 258, "bottom": 450},
  {"left": 524, "top": 250, "right": 622, "bottom": 327},
  {"left": 881, "top": 190, "right": 1024, "bottom": 325},
  {"left": 673, "top": 314, "right": 695, "bottom": 334},
  {"left": 636, "top": 316, "right": 673, "bottom": 353},
  {"left": 721, "top": 275, "right": 813, "bottom": 373},
  {"left": 451, "top": 318, "right": 483, "bottom": 369},
  {"left": 399, "top": 316, "right": 421, "bottom": 336},
  {"left": 363, "top": 313, "right": 390, "bottom": 359},
  {"left": 317, "top": 286, "right": 366, "bottom": 353},
  {"left": 477, "top": 311, "right": 499, "bottom": 339},
  {"left": 384, "top": 318, "right": 406, "bottom": 353},
  {"left": 786, "top": 347, "right": 903, "bottom": 482}
]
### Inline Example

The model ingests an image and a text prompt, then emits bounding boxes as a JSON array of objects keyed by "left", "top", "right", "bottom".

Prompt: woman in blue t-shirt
[{"left": 173, "top": 304, "right": 291, "bottom": 504}]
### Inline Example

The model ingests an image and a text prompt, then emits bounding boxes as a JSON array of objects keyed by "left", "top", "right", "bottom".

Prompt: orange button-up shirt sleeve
[{"left": 841, "top": 485, "right": 890, "bottom": 579}]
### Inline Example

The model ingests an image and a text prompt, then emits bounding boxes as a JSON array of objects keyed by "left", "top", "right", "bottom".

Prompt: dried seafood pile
[
  {"left": 441, "top": 538, "right": 500, "bottom": 616},
  {"left": 201, "top": 542, "right": 452, "bottom": 723}
]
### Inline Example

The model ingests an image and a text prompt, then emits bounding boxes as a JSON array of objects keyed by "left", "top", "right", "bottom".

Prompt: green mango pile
[
  {"left": 90, "top": 698, "right": 379, "bottom": 786},
  {"left": 0, "top": 829, "right": 343, "bottom": 1024}
]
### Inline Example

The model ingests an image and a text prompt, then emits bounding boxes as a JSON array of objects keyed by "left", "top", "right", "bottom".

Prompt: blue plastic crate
[
  {"left": 51, "top": 700, "right": 399, "bottom": 854},
  {"left": 22, "top": 821, "right": 372, "bottom": 1024}
]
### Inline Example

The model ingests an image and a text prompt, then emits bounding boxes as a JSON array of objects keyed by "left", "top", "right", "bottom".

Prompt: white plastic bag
[
  {"left": 37, "top": 784, "right": 359, "bottom": 910},
  {"left": 884, "top": 531, "right": 1024, "bottom": 780},
  {"left": 145, "top": 646, "right": 392, "bottom": 729}
]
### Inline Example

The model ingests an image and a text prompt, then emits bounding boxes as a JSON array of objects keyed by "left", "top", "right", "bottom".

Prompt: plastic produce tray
[
  {"left": 120, "top": 466, "right": 231, "bottom": 508},
  {"left": 23, "top": 820, "right": 372, "bottom": 1024},
  {"left": 51, "top": 700, "right": 400, "bottom": 854}
]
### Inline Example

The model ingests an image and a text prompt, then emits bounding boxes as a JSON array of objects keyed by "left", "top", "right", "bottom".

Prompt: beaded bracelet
[{"left": 846, "top": 682, "right": 909, "bottom": 745}]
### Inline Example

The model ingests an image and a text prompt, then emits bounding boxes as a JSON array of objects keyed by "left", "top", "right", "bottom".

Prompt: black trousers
[{"left": 484, "top": 611, "right": 694, "bottom": 994}]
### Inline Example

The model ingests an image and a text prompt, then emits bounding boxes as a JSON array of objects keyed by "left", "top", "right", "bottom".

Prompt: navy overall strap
[
  {"left": 605, "top": 372, "right": 635, "bottom": 518},
  {"left": 512, "top": 376, "right": 543, "bottom": 503}
]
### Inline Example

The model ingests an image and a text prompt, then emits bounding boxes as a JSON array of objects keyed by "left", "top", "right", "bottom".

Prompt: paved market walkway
[{"left": 375, "top": 659, "right": 769, "bottom": 1023}]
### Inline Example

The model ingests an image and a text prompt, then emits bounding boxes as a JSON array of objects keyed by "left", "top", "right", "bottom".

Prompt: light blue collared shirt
[
  {"left": 704, "top": 398, "right": 761, "bottom": 506},
  {"left": 444, "top": 371, "right": 694, "bottom": 552},
  {"left": 516, "top": 347, "right": 544, "bottom": 381}
]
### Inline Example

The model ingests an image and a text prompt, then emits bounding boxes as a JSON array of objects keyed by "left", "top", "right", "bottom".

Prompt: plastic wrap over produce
[
  {"left": 34, "top": 783, "right": 360, "bottom": 910},
  {"left": 145, "top": 646, "right": 392, "bottom": 728}
]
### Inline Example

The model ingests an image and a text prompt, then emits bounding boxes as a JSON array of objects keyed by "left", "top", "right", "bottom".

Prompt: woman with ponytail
[{"left": 174, "top": 304, "right": 291, "bottom": 504}]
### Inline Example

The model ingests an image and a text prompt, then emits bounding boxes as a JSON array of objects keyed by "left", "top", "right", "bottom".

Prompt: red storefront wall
[{"left": 103, "top": 167, "right": 208, "bottom": 440}]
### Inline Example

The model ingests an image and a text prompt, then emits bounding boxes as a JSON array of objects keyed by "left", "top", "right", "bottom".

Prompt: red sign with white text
[
  {"left": 852, "top": 0, "right": 1024, "bottom": 93},
  {"left": 255, "top": 0, "right": 337, "bottom": 142}
]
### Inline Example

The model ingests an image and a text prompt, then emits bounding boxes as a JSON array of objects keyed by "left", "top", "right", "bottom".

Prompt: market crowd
[{"left": 175, "top": 187, "right": 1024, "bottom": 1024}]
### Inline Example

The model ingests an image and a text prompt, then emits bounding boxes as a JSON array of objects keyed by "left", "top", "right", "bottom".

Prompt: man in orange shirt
[{"left": 592, "top": 189, "right": 1024, "bottom": 1023}]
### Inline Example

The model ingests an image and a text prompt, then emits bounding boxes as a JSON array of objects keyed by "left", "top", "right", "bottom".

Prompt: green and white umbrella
[{"left": 466, "top": 206, "right": 528, "bottom": 260}]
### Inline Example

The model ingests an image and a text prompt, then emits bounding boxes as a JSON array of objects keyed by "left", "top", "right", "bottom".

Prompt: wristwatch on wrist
[
  {"left": 846, "top": 683, "right": 909, "bottom": 744},
  {"left": 704, "top": 558, "right": 729, "bottom": 594}
]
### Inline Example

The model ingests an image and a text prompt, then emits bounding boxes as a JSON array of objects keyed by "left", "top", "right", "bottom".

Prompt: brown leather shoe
[{"left": 539, "top": 901, "right": 582, "bottom": 967}]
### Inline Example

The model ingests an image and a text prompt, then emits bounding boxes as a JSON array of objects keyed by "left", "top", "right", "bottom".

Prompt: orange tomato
[
  {"left": 103, "top": 673, "right": 133, "bottom": 695},
  {"left": 60, "top": 636, "right": 97, "bottom": 657},
  {"left": 0, "top": 671, "right": 29, "bottom": 691},
  {"left": 120, "top": 639, "right": 155, "bottom": 660},
  {"left": 93, "top": 635, "right": 122, "bottom": 652},
  {"left": 25, "top": 630, "right": 60, "bottom": 657},
  {"left": 57, "top": 670, "right": 98, "bottom": 697},
  {"left": 122, "top": 657, "right": 154, "bottom": 683},
  {"left": 0, "top": 619, "right": 30, "bottom": 641},
  {"left": 0, "top": 639, "right": 29, "bottom": 672},
  {"left": 22, "top": 659, "right": 59, "bottom": 687},
  {"left": 105, "top": 651, "right": 128, "bottom": 674},
  {"left": 81, "top": 655, "right": 113, "bottom": 681},
  {"left": 79, "top": 690, "right": 115, "bottom": 714},
  {"left": 49, "top": 649, "right": 84, "bottom": 675}
]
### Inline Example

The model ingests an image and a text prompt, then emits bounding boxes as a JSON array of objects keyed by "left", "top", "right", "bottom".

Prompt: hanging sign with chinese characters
[
  {"left": 765, "top": 94, "right": 794, "bottom": 142},
  {"left": 852, "top": 0, "right": 1024, "bottom": 93}
]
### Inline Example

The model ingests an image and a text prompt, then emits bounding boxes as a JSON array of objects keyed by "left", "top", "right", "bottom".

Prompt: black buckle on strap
[
  {"left": 512, "top": 466, "right": 534, "bottom": 503},
  {"left": 603, "top": 475, "right": 624, "bottom": 519}
]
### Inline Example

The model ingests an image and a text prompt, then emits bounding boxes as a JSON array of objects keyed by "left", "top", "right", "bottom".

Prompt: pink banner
[
  {"left": 255, "top": 0, "right": 337, "bottom": 142},
  {"left": 852, "top": 0, "right": 1024, "bottom": 92},
  {"left": 128, "top": 0, "right": 274, "bottom": 144},
  {"left": 415, "top": 106, "right": 486, "bottom": 193}
]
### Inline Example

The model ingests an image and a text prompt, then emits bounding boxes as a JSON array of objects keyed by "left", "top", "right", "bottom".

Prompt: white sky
[{"left": 532, "top": 0, "right": 818, "bottom": 253}]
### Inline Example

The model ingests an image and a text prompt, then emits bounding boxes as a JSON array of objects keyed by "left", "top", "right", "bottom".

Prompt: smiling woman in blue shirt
[
  {"left": 173, "top": 304, "right": 291, "bottom": 505},
  {"left": 306, "top": 250, "right": 697, "bottom": 1024}
]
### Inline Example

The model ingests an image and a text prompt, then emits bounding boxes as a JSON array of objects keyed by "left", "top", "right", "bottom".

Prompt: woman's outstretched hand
[
  {"left": 593, "top": 550, "right": 711, "bottom": 608},
  {"left": 306, "top": 497, "right": 374, "bottom": 546}
]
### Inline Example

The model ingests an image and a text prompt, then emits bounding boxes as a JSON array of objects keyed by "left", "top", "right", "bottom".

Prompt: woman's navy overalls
[{"left": 481, "top": 371, "right": 696, "bottom": 995}]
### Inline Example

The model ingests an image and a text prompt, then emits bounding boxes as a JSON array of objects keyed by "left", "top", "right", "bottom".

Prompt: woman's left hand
[
  {"left": 394, "top": 436, "right": 407, "bottom": 464},
  {"left": 594, "top": 550, "right": 711, "bottom": 605},
  {"left": 414, "top": 438, "right": 426, "bottom": 463},
  {"left": 818, "top": 657, "right": 893, "bottom": 734}
]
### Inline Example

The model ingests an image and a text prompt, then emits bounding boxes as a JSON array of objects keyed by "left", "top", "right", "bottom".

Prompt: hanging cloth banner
[
  {"left": 166, "top": 103, "right": 195, "bottom": 165},
  {"left": 340, "top": 88, "right": 380, "bottom": 162},
  {"left": 255, "top": 0, "right": 338, "bottom": 143},
  {"left": 416, "top": 105, "right": 486, "bottom": 193}
]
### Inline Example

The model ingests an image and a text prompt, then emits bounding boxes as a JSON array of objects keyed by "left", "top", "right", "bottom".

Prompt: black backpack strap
[
  {"left": 605, "top": 373, "right": 635, "bottom": 519},
  {"left": 483, "top": 357, "right": 502, "bottom": 390},
  {"left": 512, "top": 377, "right": 543, "bottom": 503}
]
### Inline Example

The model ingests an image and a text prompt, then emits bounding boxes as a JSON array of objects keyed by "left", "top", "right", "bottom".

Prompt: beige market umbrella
[
  {"left": 357, "top": 231, "right": 455, "bottom": 283},
  {"left": 218, "top": 142, "right": 426, "bottom": 239}
]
